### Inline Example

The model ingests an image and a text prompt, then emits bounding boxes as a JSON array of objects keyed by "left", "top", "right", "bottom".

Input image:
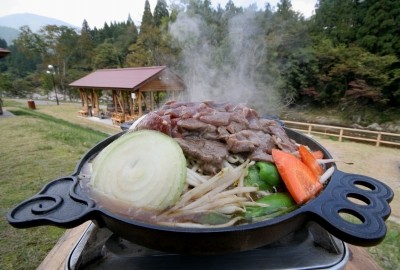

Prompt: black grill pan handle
[
  {"left": 7, "top": 176, "right": 94, "bottom": 228},
  {"left": 307, "top": 170, "right": 394, "bottom": 246}
]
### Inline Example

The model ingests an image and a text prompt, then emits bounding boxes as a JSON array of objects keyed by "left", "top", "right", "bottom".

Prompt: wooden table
[{"left": 38, "top": 222, "right": 381, "bottom": 270}]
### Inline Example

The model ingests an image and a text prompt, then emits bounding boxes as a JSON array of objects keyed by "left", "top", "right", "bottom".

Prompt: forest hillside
[{"left": 1, "top": 0, "right": 399, "bottom": 127}]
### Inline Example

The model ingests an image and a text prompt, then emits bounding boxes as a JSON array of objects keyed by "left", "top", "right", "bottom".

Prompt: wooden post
[
  {"left": 339, "top": 129, "right": 344, "bottom": 142},
  {"left": 93, "top": 89, "right": 100, "bottom": 117},
  {"left": 133, "top": 91, "right": 138, "bottom": 114},
  {"left": 307, "top": 125, "right": 312, "bottom": 135},
  {"left": 138, "top": 91, "right": 142, "bottom": 116},
  {"left": 83, "top": 89, "right": 89, "bottom": 112},
  {"left": 90, "top": 89, "right": 95, "bottom": 116},
  {"left": 120, "top": 91, "right": 125, "bottom": 115},
  {"left": 128, "top": 91, "right": 134, "bottom": 115},
  {"left": 150, "top": 91, "right": 154, "bottom": 111},
  {"left": 113, "top": 90, "right": 118, "bottom": 112},
  {"left": 376, "top": 133, "right": 381, "bottom": 147}
]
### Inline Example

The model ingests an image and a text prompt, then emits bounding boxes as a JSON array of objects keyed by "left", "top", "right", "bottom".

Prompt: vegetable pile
[{"left": 86, "top": 102, "right": 336, "bottom": 228}]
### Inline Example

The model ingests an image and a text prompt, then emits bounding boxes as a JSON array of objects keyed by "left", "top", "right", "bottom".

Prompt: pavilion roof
[{"left": 69, "top": 66, "right": 175, "bottom": 90}]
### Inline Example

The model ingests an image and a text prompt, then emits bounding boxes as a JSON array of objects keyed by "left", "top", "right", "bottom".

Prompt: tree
[
  {"left": 0, "top": 0, "right": 398, "bottom": 111},
  {"left": 14, "top": 26, "right": 46, "bottom": 59},
  {"left": 306, "top": 39, "right": 399, "bottom": 107},
  {"left": 311, "top": 0, "right": 358, "bottom": 45},
  {"left": 0, "top": 38, "right": 7, "bottom": 48},
  {"left": 39, "top": 25, "right": 79, "bottom": 98},
  {"left": 141, "top": 0, "right": 154, "bottom": 32},
  {"left": 0, "top": 39, "right": 9, "bottom": 72},
  {"left": 154, "top": 0, "right": 169, "bottom": 27},
  {"left": 93, "top": 42, "right": 120, "bottom": 68},
  {"left": 0, "top": 73, "right": 13, "bottom": 97},
  {"left": 276, "top": 0, "right": 296, "bottom": 20},
  {"left": 307, "top": 0, "right": 400, "bottom": 109},
  {"left": 266, "top": 0, "right": 313, "bottom": 105},
  {"left": 76, "top": 20, "right": 95, "bottom": 70},
  {"left": 125, "top": 38, "right": 153, "bottom": 67},
  {"left": 102, "top": 22, "right": 112, "bottom": 41},
  {"left": 125, "top": 0, "right": 172, "bottom": 67},
  {"left": 9, "top": 27, "right": 42, "bottom": 76},
  {"left": 356, "top": 0, "right": 400, "bottom": 57},
  {"left": 113, "top": 18, "right": 139, "bottom": 66}
]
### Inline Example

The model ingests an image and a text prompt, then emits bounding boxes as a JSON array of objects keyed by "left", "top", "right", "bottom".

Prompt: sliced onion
[{"left": 90, "top": 130, "right": 187, "bottom": 211}]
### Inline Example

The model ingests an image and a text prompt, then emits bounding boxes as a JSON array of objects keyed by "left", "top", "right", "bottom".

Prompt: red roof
[{"left": 69, "top": 66, "right": 168, "bottom": 90}]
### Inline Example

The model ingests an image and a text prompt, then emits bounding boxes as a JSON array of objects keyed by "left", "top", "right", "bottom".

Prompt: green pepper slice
[
  {"left": 245, "top": 193, "right": 296, "bottom": 220},
  {"left": 244, "top": 165, "right": 273, "bottom": 191},
  {"left": 256, "top": 161, "right": 281, "bottom": 187}
]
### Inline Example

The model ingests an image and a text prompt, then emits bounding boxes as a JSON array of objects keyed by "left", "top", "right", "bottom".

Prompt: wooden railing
[{"left": 283, "top": 120, "right": 400, "bottom": 147}]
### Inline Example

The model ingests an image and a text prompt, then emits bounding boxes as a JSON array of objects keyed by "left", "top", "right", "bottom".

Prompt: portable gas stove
[{"left": 66, "top": 222, "right": 348, "bottom": 269}]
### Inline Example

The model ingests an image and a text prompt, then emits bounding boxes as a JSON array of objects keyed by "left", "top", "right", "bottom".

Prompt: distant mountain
[
  {"left": 0, "top": 26, "right": 20, "bottom": 46},
  {"left": 0, "top": 13, "right": 76, "bottom": 45}
]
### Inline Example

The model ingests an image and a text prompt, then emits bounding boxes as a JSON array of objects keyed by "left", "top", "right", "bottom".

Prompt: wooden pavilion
[{"left": 69, "top": 66, "right": 185, "bottom": 125}]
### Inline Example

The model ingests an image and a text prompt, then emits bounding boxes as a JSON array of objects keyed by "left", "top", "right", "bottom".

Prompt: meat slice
[
  {"left": 226, "top": 130, "right": 261, "bottom": 153},
  {"left": 135, "top": 112, "right": 171, "bottom": 135},
  {"left": 176, "top": 113, "right": 219, "bottom": 140},
  {"left": 248, "top": 149, "right": 274, "bottom": 163},
  {"left": 177, "top": 118, "right": 208, "bottom": 130},
  {"left": 160, "top": 101, "right": 197, "bottom": 110},
  {"left": 199, "top": 112, "right": 231, "bottom": 126},
  {"left": 226, "top": 121, "right": 248, "bottom": 134},
  {"left": 174, "top": 138, "right": 228, "bottom": 174},
  {"left": 217, "top": 126, "right": 231, "bottom": 140},
  {"left": 229, "top": 110, "right": 249, "bottom": 127},
  {"left": 269, "top": 123, "right": 298, "bottom": 153},
  {"left": 225, "top": 130, "right": 275, "bottom": 161},
  {"left": 257, "top": 119, "right": 276, "bottom": 133}
]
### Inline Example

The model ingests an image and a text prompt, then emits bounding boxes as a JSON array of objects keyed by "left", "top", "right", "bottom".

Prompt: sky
[{"left": 1, "top": 0, "right": 317, "bottom": 29}]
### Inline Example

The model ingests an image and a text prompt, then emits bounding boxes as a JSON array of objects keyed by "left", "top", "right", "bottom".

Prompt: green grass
[
  {"left": 367, "top": 221, "right": 400, "bottom": 270},
  {"left": 0, "top": 104, "right": 108, "bottom": 269},
  {"left": 8, "top": 108, "right": 107, "bottom": 149}
]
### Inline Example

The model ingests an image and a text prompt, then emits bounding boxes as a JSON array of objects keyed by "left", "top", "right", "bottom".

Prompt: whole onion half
[{"left": 90, "top": 130, "right": 187, "bottom": 211}]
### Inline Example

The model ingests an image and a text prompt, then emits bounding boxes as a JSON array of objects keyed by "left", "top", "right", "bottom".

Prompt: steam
[{"left": 169, "top": 7, "right": 282, "bottom": 115}]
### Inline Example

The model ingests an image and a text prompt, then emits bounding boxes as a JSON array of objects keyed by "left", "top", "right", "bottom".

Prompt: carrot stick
[
  {"left": 272, "top": 149, "right": 322, "bottom": 205},
  {"left": 299, "top": 145, "right": 324, "bottom": 178},
  {"left": 312, "top": 150, "right": 324, "bottom": 160}
]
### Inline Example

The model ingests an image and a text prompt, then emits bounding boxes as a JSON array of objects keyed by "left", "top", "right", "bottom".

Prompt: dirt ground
[{"left": 313, "top": 136, "right": 400, "bottom": 222}]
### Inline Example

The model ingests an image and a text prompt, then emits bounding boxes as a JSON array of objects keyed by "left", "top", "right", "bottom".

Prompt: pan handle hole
[
  {"left": 338, "top": 209, "right": 365, "bottom": 225},
  {"left": 346, "top": 193, "right": 370, "bottom": 206},
  {"left": 354, "top": 180, "right": 376, "bottom": 191}
]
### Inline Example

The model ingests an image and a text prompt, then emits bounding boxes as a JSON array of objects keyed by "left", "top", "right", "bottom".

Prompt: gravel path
[
  {"left": 314, "top": 136, "right": 400, "bottom": 222},
  {"left": 0, "top": 109, "right": 14, "bottom": 118}
]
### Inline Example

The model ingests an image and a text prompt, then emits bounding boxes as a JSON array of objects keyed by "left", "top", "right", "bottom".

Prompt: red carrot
[
  {"left": 299, "top": 145, "right": 324, "bottom": 178},
  {"left": 272, "top": 149, "right": 322, "bottom": 205},
  {"left": 312, "top": 150, "right": 324, "bottom": 160}
]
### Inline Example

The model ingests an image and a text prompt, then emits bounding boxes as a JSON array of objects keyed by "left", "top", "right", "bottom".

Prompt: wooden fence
[{"left": 283, "top": 120, "right": 400, "bottom": 148}]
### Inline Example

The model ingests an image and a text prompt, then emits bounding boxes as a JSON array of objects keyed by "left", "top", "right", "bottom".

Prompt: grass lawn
[
  {"left": 1, "top": 100, "right": 110, "bottom": 269},
  {"left": 1, "top": 99, "right": 399, "bottom": 269},
  {"left": 367, "top": 221, "right": 400, "bottom": 270}
]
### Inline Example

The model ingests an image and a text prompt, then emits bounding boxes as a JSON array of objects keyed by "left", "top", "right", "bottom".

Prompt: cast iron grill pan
[{"left": 7, "top": 128, "right": 394, "bottom": 254}]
